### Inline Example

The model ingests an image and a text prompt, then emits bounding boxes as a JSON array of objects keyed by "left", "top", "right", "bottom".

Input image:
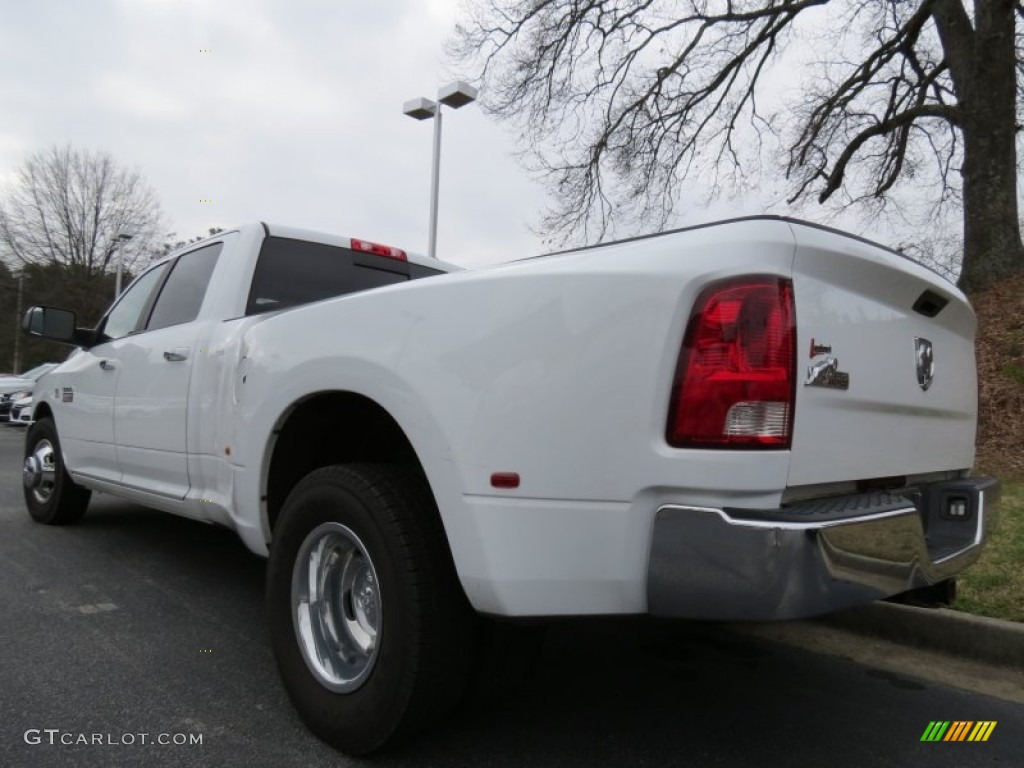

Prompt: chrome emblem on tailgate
[
  {"left": 915, "top": 338, "right": 935, "bottom": 391},
  {"left": 805, "top": 356, "right": 850, "bottom": 390},
  {"left": 805, "top": 338, "right": 850, "bottom": 390}
]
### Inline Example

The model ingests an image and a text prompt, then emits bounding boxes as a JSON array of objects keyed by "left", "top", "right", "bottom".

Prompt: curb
[{"left": 816, "top": 601, "right": 1024, "bottom": 668}]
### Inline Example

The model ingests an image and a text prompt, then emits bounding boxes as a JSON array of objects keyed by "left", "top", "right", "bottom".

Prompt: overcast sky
[
  {"left": 0, "top": 0, "right": 567, "bottom": 268},
  {"left": 0, "top": 0, "right": 942, "bottom": 270}
]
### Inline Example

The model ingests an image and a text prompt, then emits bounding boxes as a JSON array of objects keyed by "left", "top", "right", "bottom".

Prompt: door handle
[
  {"left": 163, "top": 348, "right": 190, "bottom": 362},
  {"left": 99, "top": 359, "right": 117, "bottom": 371}
]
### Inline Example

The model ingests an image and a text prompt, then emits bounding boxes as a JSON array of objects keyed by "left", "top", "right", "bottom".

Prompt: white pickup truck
[{"left": 22, "top": 218, "right": 998, "bottom": 753}]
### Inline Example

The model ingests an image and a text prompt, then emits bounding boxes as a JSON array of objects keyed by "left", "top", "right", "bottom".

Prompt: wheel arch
[
  {"left": 33, "top": 400, "right": 54, "bottom": 424},
  {"left": 261, "top": 392, "right": 460, "bottom": 564}
]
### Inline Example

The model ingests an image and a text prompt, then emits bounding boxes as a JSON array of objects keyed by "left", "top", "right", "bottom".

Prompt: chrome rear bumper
[{"left": 647, "top": 477, "right": 1000, "bottom": 620}]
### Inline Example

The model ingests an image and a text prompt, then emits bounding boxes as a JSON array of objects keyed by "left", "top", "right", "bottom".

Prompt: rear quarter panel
[{"left": 233, "top": 220, "right": 799, "bottom": 612}]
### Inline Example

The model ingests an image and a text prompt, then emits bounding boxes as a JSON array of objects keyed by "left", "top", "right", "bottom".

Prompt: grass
[
  {"left": 954, "top": 481, "right": 1024, "bottom": 623},
  {"left": 1002, "top": 362, "right": 1024, "bottom": 388}
]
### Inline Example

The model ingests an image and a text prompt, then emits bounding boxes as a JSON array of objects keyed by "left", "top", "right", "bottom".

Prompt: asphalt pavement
[{"left": 0, "top": 426, "right": 1021, "bottom": 767}]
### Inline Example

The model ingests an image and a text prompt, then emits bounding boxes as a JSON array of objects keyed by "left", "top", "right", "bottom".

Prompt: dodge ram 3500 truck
[{"left": 21, "top": 218, "right": 999, "bottom": 754}]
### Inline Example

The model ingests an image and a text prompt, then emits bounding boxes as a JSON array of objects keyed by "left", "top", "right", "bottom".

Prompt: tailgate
[{"left": 787, "top": 224, "right": 977, "bottom": 486}]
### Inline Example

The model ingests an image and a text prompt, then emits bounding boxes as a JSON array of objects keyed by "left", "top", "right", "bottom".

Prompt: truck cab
[{"left": 22, "top": 223, "right": 453, "bottom": 530}]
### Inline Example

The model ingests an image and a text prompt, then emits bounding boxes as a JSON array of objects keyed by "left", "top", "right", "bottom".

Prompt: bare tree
[
  {"left": 451, "top": 0, "right": 1023, "bottom": 291},
  {"left": 0, "top": 144, "right": 164, "bottom": 278}
]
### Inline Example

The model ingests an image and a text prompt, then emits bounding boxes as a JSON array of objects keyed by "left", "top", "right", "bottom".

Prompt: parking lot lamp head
[
  {"left": 114, "top": 231, "right": 134, "bottom": 298},
  {"left": 402, "top": 82, "right": 478, "bottom": 260}
]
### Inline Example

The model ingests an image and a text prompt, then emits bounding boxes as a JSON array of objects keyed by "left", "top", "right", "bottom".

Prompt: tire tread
[
  {"left": 267, "top": 463, "right": 478, "bottom": 754},
  {"left": 23, "top": 417, "right": 91, "bottom": 525}
]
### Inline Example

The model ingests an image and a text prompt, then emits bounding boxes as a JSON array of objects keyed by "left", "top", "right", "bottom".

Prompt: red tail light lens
[{"left": 667, "top": 276, "right": 795, "bottom": 449}]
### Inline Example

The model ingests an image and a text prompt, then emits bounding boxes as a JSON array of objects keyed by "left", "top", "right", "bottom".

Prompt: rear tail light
[
  {"left": 351, "top": 238, "right": 408, "bottom": 262},
  {"left": 667, "top": 276, "right": 795, "bottom": 449}
]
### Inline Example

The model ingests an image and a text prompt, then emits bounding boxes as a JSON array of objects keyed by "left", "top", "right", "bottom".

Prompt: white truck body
[
  {"left": 26, "top": 218, "right": 994, "bottom": 620},
  {"left": 22, "top": 216, "right": 998, "bottom": 752}
]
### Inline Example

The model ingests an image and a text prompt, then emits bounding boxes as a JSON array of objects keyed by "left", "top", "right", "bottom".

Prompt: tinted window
[
  {"left": 101, "top": 263, "right": 170, "bottom": 341},
  {"left": 246, "top": 237, "right": 409, "bottom": 316},
  {"left": 148, "top": 243, "right": 223, "bottom": 330}
]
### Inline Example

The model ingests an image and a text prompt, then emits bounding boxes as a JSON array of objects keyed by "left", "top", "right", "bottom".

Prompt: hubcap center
[
  {"left": 291, "top": 521, "right": 382, "bottom": 693},
  {"left": 23, "top": 456, "right": 41, "bottom": 489},
  {"left": 23, "top": 439, "right": 57, "bottom": 503}
]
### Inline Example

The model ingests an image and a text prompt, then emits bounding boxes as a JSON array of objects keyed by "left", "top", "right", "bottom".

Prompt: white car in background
[
  {"left": 0, "top": 362, "right": 57, "bottom": 393},
  {"left": 0, "top": 363, "right": 57, "bottom": 422},
  {"left": 9, "top": 395, "right": 33, "bottom": 426}
]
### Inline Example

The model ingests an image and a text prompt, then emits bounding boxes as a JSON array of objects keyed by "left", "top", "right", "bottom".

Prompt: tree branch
[{"left": 818, "top": 103, "right": 962, "bottom": 201}]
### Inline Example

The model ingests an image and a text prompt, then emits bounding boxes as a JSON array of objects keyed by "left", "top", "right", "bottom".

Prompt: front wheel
[
  {"left": 267, "top": 464, "right": 478, "bottom": 755},
  {"left": 23, "top": 417, "right": 91, "bottom": 525}
]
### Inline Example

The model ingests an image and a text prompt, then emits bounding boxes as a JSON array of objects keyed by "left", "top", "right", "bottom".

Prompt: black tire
[
  {"left": 267, "top": 464, "right": 478, "bottom": 755},
  {"left": 23, "top": 417, "right": 91, "bottom": 525}
]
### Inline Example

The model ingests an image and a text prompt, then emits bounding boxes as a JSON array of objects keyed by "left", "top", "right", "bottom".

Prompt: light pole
[
  {"left": 113, "top": 231, "right": 134, "bottom": 298},
  {"left": 403, "top": 81, "right": 478, "bottom": 260},
  {"left": 12, "top": 271, "right": 23, "bottom": 373}
]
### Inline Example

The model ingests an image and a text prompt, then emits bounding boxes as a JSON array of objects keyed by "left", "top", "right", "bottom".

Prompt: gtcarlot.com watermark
[{"left": 24, "top": 729, "right": 203, "bottom": 747}]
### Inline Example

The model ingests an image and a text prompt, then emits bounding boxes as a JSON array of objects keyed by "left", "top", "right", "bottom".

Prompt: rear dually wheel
[{"left": 266, "top": 464, "right": 478, "bottom": 755}]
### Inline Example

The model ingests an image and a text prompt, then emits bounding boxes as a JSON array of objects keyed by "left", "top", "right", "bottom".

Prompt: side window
[
  {"left": 147, "top": 243, "right": 223, "bottom": 330},
  {"left": 100, "top": 263, "right": 170, "bottom": 341},
  {"left": 246, "top": 237, "right": 408, "bottom": 315}
]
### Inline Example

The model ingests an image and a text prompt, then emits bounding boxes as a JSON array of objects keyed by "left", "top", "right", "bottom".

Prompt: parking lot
[{"left": 1, "top": 426, "right": 1021, "bottom": 767}]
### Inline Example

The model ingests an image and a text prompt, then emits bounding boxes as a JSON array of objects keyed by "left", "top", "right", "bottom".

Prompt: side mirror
[{"left": 22, "top": 306, "right": 79, "bottom": 345}]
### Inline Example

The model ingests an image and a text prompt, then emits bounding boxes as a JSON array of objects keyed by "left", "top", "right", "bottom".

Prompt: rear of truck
[
  {"left": 647, "top": 219, "right": 999, "bottom": 620},
  {"left": 197, "top": 217, "right": 999, "bottom": 755},
  {"left": 427, "top": 216, "right": 997, "bottom": 622},
  {"left": 233, "top": 216, "right": 999, "bottom": 754}
]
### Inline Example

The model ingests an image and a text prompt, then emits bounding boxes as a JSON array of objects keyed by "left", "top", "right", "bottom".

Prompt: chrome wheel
[
  {"left": 291, "top": 522, "right": 381, "bottom": 692},
  {"left": 268, "top": 465, "right": 478, "bottom": 754},
  {"left": 23, "top": 438, "right": 57, "bottom": 505}
]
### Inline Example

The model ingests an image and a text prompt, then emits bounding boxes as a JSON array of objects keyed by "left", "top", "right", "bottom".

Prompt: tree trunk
[{"left": 956, "top": 0, "right": 1024, "bottom": 293}]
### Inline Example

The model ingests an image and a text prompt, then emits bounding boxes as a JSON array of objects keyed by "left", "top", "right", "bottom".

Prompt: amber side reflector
[{"left": 490, "top": 472, "right": 520, "bottom": 489}]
